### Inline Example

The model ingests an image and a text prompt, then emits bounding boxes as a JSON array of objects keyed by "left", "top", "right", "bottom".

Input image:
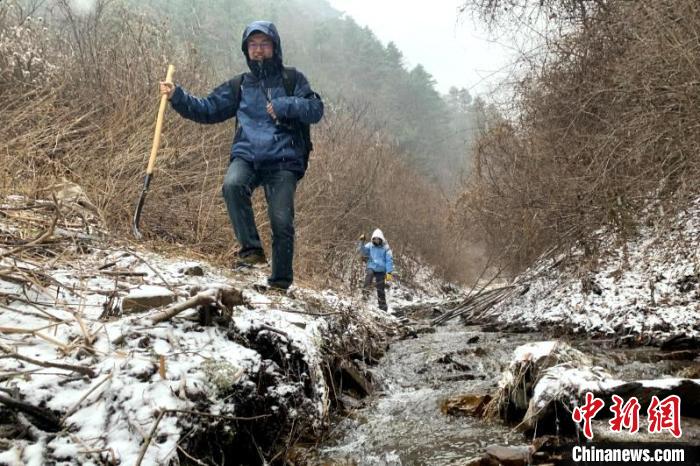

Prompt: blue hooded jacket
[
  {"left": 169, "top": 21, "right": 324, "bottom": 175},
  {"left": 359, "top": 229, "right": 394, "bottom": 273}
]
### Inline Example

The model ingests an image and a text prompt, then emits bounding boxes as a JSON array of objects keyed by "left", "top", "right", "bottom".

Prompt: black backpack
[{"left": 230, "top": 67, "right": 314, "bottom": 171}]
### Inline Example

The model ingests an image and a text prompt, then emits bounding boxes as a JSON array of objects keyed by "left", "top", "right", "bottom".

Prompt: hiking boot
[
  {"left": 252, "top": 282, "right": 292, "bottom": 296},
  {"left": 266, "top": 279, "right": 291, "bottom": 292},
  {"left": 233, "top": 250, "right": 267, "bottom": 270}
]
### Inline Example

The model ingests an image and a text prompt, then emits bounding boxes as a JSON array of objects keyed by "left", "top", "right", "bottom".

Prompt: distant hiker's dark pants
[
  {"left": 363, "top": 270, "right": 387, "bottom": 310},
  {"left": 222, "top": 158, "right": 297, "bottom": 287}
]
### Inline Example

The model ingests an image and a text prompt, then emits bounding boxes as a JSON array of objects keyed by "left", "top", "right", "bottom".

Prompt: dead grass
[
  {"left": 0, "top": 1, "right": 480, "bottom": 288},
  {"left": 458, "top": 0, "right": 700, "bottom": 273}
]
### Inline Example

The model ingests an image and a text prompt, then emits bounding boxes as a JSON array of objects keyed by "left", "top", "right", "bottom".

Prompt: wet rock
[
  {"left": 485, "top": 445, "right": 531, "bottom": 466},
  {"left": 655, "top": 349, "right": 698, "bottom": 361},
  {"left": 441, "top": 394, "right": 492, "bottom": 417},
  {"left": 441, "top": 373, "right": 478, "bottom": 382},
  {"left": 338, "top": 360, "right": 373, "bottom": 397},
  {"left": 179, "top": 264, "right": 204, "bottom": 276},
  {"left": 661, "top": 334, "right": 700, "bottom": 351},
  {"left": 436, "top": 353, "right": 471, "bottom": 371},
  {"left": 121, "top": 288, "right": 177, "bottom": 313},
  {"left": 338, "top": 394, "right": 362, "bottom": 411},
  {"left": 521, "top": 365, "right": 613, "bottom": 434}
]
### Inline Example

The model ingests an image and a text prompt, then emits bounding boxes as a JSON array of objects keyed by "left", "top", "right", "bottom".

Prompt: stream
[
  {"left": 308, "top": 306, "right": 698, "bottom": 465},
  {"left": 311, "top": 314, "right": 533, "bottom": 465}
]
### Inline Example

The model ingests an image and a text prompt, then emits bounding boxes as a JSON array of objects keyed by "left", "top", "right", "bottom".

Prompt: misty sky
[{"left": 327, "top": 0, "right": 515, "bottom": 96}]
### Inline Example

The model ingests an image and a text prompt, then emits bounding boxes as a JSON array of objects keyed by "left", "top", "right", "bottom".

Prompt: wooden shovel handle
[{"left": 146, "top": 64, "right": 175, "bottom": 175}]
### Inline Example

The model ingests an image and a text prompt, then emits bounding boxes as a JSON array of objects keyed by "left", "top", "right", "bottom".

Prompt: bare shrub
[{"left": 458, "top": 0, "right": 700, "bottom": 273}]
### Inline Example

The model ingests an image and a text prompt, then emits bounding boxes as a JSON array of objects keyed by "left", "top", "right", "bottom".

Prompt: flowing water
[
  {"left": 309, "top": 310, "right": 697, "bottom": 466},
  {"left": 311, "top": 317, "right": 536, "bottom": 465}
]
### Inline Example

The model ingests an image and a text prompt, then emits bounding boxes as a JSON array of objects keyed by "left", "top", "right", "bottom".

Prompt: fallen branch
[
  {"left": 0, "top": 393, "right": 61, "bottom": 432},
  {"left": 0, "top": 342, "right": 95, "bottom": 378},
  {"left": 60, "top": 373, "right": 113, "bottom": 425},
  {"left": 165, "top": 409, "right": 271, "bottom": 421},
  {"left": 150, "top": 289, "right": 218, "bottom": 324},
  {"left": 134, "top": 410, "right": 165, "bottom": 466},
  {"left": 431, "top": 285, "right": 518, "bottom": 326},
  {"left": 259, "top": 324, "right": 289, "bottom": 339},
  {"left": 100, "top": 271, "right": 148, "bottom": 277}
]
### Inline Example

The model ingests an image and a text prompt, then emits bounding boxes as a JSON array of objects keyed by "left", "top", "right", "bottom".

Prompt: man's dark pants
[
  {"left": 222, "top": 158, "right": 297, "bottom": 288},
  {"left": 363, "top": 270, "right": 387, "bottom": 310}
]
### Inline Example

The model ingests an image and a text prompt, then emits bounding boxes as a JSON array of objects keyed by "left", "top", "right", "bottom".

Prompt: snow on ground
[
  {"left": 492, "top": 197, "right": 700, "bottom": 342},
  {"left": 0, "top": 194, "right": 413, "bottom": 465}
]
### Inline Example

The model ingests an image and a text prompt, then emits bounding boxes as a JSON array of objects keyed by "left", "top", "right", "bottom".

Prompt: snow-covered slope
[{"left": 492, "top": 198, "right": 700, "bottom": 343}]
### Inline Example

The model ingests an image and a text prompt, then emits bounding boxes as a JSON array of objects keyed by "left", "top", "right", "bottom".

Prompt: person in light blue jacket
[
  {"left": 359, "top": 229, "right": 394, "bottom": 311},
  {"left": 160, "top": 21, "right": 323, "bottom": 291}
]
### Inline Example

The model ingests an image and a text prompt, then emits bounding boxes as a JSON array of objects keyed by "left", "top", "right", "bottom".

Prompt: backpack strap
[
  {"left": 230, "top": 73, "right": 246, "bottom": 131},
  {"left": 230, "top": 73, "right": 245, "bottom": 106},
  {"left": 281, "top": 67, "right": 297, "bottom": 96},
  {"left": 281, "top": 67, "right": 314, "bottom": 172}
]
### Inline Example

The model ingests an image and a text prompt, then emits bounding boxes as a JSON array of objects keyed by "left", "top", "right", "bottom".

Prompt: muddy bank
[{"left": 0, "top": 194, "right": 414, "bottom": 465}]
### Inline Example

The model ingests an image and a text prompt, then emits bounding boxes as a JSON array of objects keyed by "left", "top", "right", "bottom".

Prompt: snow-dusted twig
[
  {"left": 73, "top": 311, "right": 95, "bottom": 347},
  {"left": 150, "top": 289, "right": 218, "bottom": 324},
  {"left": 60, "top": 373, "right": 112, "bottom": 425},
  {"left": 0, "top": 342, "right": 95, "bottom": 378},
  {"left": 100, "top": 270, "right": 148, "bottom": 277},
  {"left": 165, "top": 409, "right": 271, "bottom": 421},
  {"left": 260, "top": 324, "right": 289, "bottom": 339},
  {"left": 125, "top": 249, "right": 172, "bottom": 290},
  {"left": 134, "top": 410, "right": 165, "bottom": 466},
  {"left": 177, "top": 445, "right": 208, "bottom": 465}
]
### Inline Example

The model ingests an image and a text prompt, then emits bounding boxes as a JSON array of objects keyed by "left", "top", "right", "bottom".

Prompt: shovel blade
[{"left": 132, "top": 173, "right": 153, "bottom": 240}]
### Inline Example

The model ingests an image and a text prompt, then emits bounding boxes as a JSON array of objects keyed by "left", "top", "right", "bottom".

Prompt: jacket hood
[
  {"left": 371, "top": 229, "right": 386, "bottom": 243},
  {"left": 241, "top": 21, "right": 283, "bottom": 76}
]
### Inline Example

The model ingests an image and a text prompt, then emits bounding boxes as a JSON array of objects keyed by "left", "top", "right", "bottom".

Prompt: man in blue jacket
[
  {"left": 160, "top": 21, "right": 323, "bottom": 290},
  {"left": 359, "top": 229, "right": 394, "bottom": 311}
]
